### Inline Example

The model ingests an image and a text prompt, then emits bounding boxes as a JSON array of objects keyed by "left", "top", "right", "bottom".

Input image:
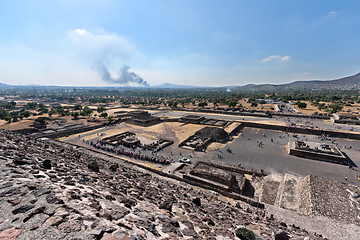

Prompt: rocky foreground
[{"left": 0, "top": 130, "right": 328, "bottom": 239}]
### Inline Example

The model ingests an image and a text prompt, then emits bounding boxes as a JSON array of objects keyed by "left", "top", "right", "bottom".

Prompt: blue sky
[{"left": 1, "top": 0, "right": 360, "bottom": 87}]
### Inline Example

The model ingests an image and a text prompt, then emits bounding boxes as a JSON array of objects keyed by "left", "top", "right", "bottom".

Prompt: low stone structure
[
  {"left": 179, "top": 114, "right": 205, "bottom": 124},
  {"left": 142, "top": 139, "right": 174, "bottom": 151},
  {"left": 288, "top": 139, "right": 347, "bottom": 164},
  {"left": 102, "top": 132, "right": 173, "bottom": 150},
  {"left": 102, "top": 132, "right": 140, "bottom": 147},
  {"left": 125, "top": 111, "right": 162, "bottom": 127},
  {"left": 179, "top": 127, "right": 230, "bottom": 151},
  {"left": 190, "top": 162, "right": 248, "bottom": 195},
  {"left": 202, "top": 118, "right": 228, "bottom": 127},
  {"left": 30, "top": 122, "right": 103, "bottom": 139},
  {"left": 331, "top": 113, "right": 360, "bottom": 125}
]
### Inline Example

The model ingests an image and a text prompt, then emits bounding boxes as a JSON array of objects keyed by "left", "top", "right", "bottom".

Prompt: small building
[
  {"left": 125, "top": 111, "right": 162, "bottom": 127},
  {"left": 331, "top": 114, "right": 360, "bottom": 125},
  {"left": 179, "top": 115, "right": 205, "bottom": 124},
  {"left": 288, "top": 139, "right": 347, "bottom": 164}
]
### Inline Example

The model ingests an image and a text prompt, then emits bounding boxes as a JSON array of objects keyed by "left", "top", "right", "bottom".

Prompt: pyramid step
[
  {"left": 274, "top": 173, "right": 301, "bottom": 210},
  {"left": 258, "top": 174, "right": 283, "bottom": 205}
]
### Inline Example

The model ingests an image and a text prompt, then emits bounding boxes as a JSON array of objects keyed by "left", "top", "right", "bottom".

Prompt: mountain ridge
[{"left": 1, "top": 72, "right": 359, "bottom": 90}]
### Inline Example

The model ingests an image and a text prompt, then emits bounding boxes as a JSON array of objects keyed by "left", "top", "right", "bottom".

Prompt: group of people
[{"left": 84, "top": 139, "right": 171, "bottom": 165}]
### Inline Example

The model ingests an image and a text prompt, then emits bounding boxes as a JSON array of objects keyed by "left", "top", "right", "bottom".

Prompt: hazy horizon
[{"left": 1, "top": 1, "right": 360, "bottom": 87}]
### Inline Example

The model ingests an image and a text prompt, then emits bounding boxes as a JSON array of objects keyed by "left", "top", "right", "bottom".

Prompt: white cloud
[
  {"left": 68, "top": 28, "right": 141, "bottom": 64},
  {"left": 262, "top": 55, "right": 281, "bottom": 61},
  {"left": 74, "top": 29, "right": 86, "bottom": 35},
  {"left": 262, "top": 55, "right": 290, "bottom": 62},
  {"left": 329, "top": 11, "right": 336, "bottom": 15},
  {"left": 293, "top": 72, "right": 312, "bottom": 76}
]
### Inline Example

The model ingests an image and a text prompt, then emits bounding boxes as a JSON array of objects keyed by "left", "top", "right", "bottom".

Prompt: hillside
[{"left": 238, "top": 72, "right": 360, "bottom": 91}]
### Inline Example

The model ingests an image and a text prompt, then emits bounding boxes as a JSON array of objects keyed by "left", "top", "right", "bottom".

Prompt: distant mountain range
[
  {"left": 236, "top": 72, "right": 360, "bottom": 91},
  {"left": 147, "top": 72, "right": 360, "bottom": 90},
  {"left": 151, "top": 83, "right": 204, "bottom": 89},
  {"left": 1, "top": 72, "right": 359, "bottom": 90}
]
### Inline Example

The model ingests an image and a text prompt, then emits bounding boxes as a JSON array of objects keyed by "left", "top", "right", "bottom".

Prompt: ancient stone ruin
[
  {"left": 125, "top": 111, "right": 162, "bottom": 127},
  {"left": 288, "top": 139, "right": 347, "bottom": 164},
  {"left": 179, "top": 127, "right": 230, "bottom": 151},
  {"left": 179, "top": 114, "right": 229, "bottom": 127},
  {"left": 102, "top": 132, "right": 140, "bottom": 147}
]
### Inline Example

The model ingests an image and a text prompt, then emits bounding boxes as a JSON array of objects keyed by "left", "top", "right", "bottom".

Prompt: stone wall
[
  {"left": 31, "top": 124, "right": 104, "bottom": 139},
  {"left": 197, "top": 160, "right": 267, "bottom": 177},
  {"left": 288, "top": 142, "right": 347, "bottom": 164},
  {"left": 297, "top": 175, "right": 312, "bottom": 215}
]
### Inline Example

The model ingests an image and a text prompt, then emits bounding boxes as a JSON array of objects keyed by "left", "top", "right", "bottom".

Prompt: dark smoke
[{"left": 97, "top": 63, "right": 149, "bottom": 86}]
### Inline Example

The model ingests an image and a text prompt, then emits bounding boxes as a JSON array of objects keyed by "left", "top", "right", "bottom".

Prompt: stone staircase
[
  {"left": 256, "top": 173, "right": 302, "bottom": 211},
  {"left": 256, "top": 173, "right": 283, "bottom": 205},
  {"left": 274, "top": 173, "right": 302, "bottom": 211}
]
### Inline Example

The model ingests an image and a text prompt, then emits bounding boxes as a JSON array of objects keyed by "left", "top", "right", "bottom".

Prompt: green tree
[
  {"left": 100, "top": 112, "right": 108, "bottom": 118},
  {"left": 329, "top": 103, "right": 343, "bottom": 113},
  {"left": 270, "top": 92, "right": 277, "bottom": 100},
  {"left": 317, "top": 103, "right": 325, "bottom": 111},
  {"left": 251, "top": 102, "right": 258, "bottom": 108},
  {"left": 198, "top": 101, "right": 207, "bottom": 108},
  {"left": 108, "top": 115, "right": 114, "bottom": 123},
  {"left": 71, "top": 111, "right": 80, "bottom": 119},
  {"left": 227, "top": 100, "right": 237, "bottom": 108},
  {"left": 35, "top": 117, "right": 50, "bottom": 124},
  {"left": 27, "top": 102, "right": 38, "bottom": 109},
  {"left": 297, "top": 102, "right": 307, "bottom": 109},
  {"left": 259, "top": 100, "right": 266, "bottom": 104},
  {"left": 21, "top": 111, "right": 31, "bottom": 118},
  {"left": 74, "top": 104, "right": 82, "bottom": 110},
  {"left": 4, "top": 116, "right": 11, "bottom": 123},
  {"left": 97, "top": 106, "right": 106, "bottom": 113},
  {"left": 0, "top": 109, "right": 8, "bottom": 119},
  {"left": 40, "top": 107, "right": 49, "bottom": 113},
  {"left": 82, "top": 106, "right": 93, "bottom": 116}
]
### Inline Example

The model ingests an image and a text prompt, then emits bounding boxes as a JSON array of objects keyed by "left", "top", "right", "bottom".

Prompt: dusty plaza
[{"left": 63, "top": 109, "right": 360, "bottom": 188}]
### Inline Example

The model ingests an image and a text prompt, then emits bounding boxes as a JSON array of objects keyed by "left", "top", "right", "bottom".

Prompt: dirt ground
[
  {"left": 166, "top": 122, "right": 204, "bottom": 143},
  {"left": 0, "top": 114, "right": 107, "bottom": 131},
  {"left": 293, "top": 101, "right": 360, "bottom": 115}
]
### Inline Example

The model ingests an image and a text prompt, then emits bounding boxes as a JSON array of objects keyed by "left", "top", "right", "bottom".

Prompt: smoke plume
[{"left": 97, "top": 63, "right": 149, "bottom": 86}]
